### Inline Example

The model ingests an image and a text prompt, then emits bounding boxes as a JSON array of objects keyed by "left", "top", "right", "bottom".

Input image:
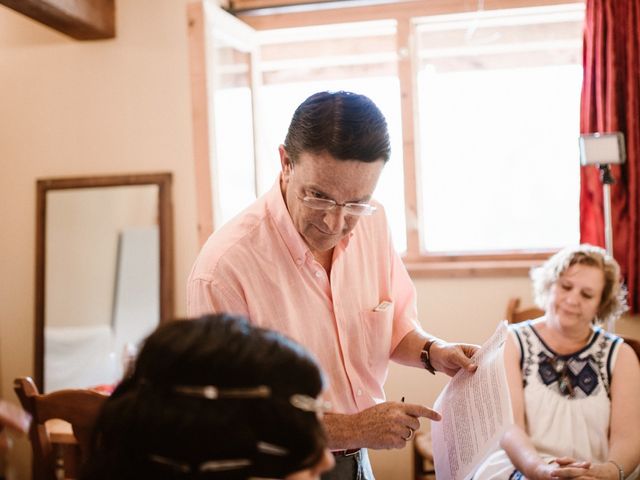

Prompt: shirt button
[
  {"left": 357, "top": 389, "right": 362, "bottom": 396},
  {"left": 315, "top": 271, "right": 322, "bottom": 278},
  {"left": 296, "top": 258, "right": 303, "bottom": 265}
]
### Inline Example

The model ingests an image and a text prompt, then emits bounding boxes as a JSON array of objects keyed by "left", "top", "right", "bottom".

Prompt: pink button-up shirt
[{"left": 187, "top": 179, "right": 419, "bottom": 414}]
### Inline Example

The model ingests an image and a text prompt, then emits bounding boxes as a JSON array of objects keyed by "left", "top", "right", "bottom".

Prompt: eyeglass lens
[{"left": 302, "top": 197, "right": 374, "bottom": 215}]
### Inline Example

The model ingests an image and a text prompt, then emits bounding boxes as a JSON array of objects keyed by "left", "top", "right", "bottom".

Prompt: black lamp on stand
[{"left": 578, "top": 131, "right": 626, "bottom": 331}]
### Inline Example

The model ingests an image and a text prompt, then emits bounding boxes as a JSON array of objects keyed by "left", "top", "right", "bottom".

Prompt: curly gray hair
[{"left": 530, "top": 244, "right": 628, "bottom": 325}]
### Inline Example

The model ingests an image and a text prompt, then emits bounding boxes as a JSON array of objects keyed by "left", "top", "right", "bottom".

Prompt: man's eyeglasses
[
  {"left": 289, "top": 164, "right": 376, "bottom": 216},
  {"left": 298, "top": 196, "right": 377, "bottom": 216}
]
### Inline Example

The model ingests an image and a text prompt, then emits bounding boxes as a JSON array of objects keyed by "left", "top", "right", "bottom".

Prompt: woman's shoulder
[
  {"left": 590, "top": 326, "right": 624, "bottom": 356},
  {"left": 614, "top": 340, "right": 640, "bottom": 368},
  {"left": 508, "top": 318, "right": 544, "bottom": 336}
]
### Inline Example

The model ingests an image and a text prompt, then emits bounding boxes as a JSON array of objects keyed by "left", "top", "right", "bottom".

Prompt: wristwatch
[{"left": 420, "top": 339, "right": 437, "bottom": 375}]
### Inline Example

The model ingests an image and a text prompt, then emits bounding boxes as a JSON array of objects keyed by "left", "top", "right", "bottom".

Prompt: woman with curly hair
[{"left": 475, "top": 244, "right": 639, "bottom": 480}]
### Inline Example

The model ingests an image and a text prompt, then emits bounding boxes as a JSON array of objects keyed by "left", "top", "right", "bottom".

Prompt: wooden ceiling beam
[{"left": 0, "top": 0, "right": 115, "bottom": 40}]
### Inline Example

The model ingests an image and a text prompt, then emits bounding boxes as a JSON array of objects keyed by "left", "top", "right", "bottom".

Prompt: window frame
[{"left": 190, "top": 0, "right": 583, "bottom": 276}]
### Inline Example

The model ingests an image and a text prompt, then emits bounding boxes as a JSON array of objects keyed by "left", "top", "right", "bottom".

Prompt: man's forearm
[
  {"left": 322, "top": 412, "right": 361, "bottom": 450},
  {"left": 390, "top": 329, "right": 431, "bottom": 367}
]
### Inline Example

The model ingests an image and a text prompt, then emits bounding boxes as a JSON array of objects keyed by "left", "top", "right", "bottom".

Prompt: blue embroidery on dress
[
  {"left": 538, "top": 353, "right": 559, "bottom": 386},
  {"left": 517, "top": 325, "right": 535, "bottom": 388},
  {"left": 575, "top": 361, "right": 598, "bottom": 395},
  {"left": 515, "top": 322, "right": 618, "bottom": 400},
  {"left": 536, "top": 350, "right": 605, "bottom": 399}
]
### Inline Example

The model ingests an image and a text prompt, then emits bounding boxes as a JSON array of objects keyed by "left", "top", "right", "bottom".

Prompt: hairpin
[
  {"left": 256, "top": 441, "right": 288, "bottom": 456},
  {"left": 171, "top": 384, "right": 332, "bottom": 414},
  {"left": 149, "top": 454, "right": 251, "bottom": 473},
  {"left": 199, "top": 459, "right": 252, "bottom": 472},
  {"left": 289, "top": 394, "right": 332, "bottom": 413},
  {"left": 173, "top": 385, "right": 271, "bottom": 399},
  {"left": 148, "top": 441, "right": 291, "bottom": 474}
]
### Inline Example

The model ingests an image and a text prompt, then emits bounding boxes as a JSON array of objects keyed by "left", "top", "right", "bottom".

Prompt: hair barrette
[
  {"left": 149, "top": 454, "right": 252, "bottom": 473},
  {"left": 173, "top": 385, "right": 271, "bottom": 399},
  {"left": 171, "top": 384, "right": 332, "bottom": 414}
]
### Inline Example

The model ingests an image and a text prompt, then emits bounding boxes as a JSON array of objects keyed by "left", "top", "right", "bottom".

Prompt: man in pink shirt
[{"left": 188, "top": 91, "right": 478, "bottom": 479}]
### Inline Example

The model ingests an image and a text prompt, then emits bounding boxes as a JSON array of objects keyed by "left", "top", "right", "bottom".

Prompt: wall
[
  {"left": 0, "top": 1, "right": 639, "bottom": 479},
  {"left": 0, "top": 0, "right": 199, "bottom": 475}
]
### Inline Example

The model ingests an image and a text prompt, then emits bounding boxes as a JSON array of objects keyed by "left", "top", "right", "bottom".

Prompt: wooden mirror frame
[{"left": 34, "top": 173, "right": 174, "bottom": 391}]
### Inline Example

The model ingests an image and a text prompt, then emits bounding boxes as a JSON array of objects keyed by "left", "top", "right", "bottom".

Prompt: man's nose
[{"left": 322, "top": 207, "right": 347, "bottom": 233}]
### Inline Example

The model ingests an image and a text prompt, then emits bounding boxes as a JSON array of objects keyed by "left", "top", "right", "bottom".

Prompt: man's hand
[
  {"left": 390, "top": 330, "right": 478, "bottom": 376},
  {"left": 430, "top": 341, "right": 478, "bottom": 377},
  {"left": 323, "top": 401, "right": 441, "bottom": 450}
]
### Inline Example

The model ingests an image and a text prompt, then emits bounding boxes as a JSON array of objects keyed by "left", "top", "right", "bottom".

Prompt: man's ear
[{"left": 279, "top": 145, "right": 293, "bottom": 181}]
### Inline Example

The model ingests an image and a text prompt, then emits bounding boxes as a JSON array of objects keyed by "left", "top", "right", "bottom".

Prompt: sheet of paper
[{"left": 431, "top": 321, "right": 513, "bottom": 480}]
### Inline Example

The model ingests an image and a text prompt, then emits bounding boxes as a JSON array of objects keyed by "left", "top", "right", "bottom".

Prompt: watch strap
[{"left": 420, "top": 339, "right": 437, "bottom": 375}]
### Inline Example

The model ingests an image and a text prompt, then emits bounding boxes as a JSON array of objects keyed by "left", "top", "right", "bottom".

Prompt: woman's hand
[
  {"left": 548, "top": 459, "right": 620, "bottom": 480},
  {"left": 536, "top": 457, "right": 621, "bottom": 479},
  {"left": 525, "top": 457, "right": 590, "bottom": 480}
]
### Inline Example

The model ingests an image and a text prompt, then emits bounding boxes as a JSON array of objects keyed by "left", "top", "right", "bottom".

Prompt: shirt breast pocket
[{"left": 360, "top": 303, "right": 394, "bottom": 379}]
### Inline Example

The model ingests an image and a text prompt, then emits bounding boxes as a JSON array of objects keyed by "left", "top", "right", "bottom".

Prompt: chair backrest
[
  {"left": 505, "top": 297, "right": 544, "bottom": 324},
  {"left": 14, "top": 377, "right": 107, "bottom": 480},
  {"left": 505, "top": 297, "right": 640, "bottom": 362}
]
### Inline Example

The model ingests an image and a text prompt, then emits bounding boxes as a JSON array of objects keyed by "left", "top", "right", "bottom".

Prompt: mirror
[{"left": 35, "top": 173, "right": 174, "bottom": 392}]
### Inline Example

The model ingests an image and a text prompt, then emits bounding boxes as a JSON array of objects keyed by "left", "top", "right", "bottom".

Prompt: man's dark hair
[
  {"left": 82, "top": 314, "right": 327, "bottom": 480},
  {"left": 284, "top": 90, "right": 391, "bottom": 163}
]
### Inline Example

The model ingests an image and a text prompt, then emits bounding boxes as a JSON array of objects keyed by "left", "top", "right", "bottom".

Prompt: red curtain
[{"left": 580, "top": 0, "right": 640, "bottom": 313}]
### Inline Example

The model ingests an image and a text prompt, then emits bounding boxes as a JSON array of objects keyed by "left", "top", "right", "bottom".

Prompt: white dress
[{"left": 473, "top": 320, "right": 634, "bottom": 480}]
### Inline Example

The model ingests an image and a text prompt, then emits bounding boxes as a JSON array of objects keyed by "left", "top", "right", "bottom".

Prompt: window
[
  {"left": 192, "top": 0, "right": 586, "bottom": 274},
  {"left": 201, "top": 4, "right": 258, "bottom": 226},
  {"left": 416, "top": 6, "right": 583, "bottom": 253}
]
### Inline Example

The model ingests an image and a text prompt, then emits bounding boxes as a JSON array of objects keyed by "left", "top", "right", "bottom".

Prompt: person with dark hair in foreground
[
  {"left": 188, "top": 90, "right": 479, "bottom": 479},
  {"left": 82, "top": 314, "right": 334, "bottom": 480}
]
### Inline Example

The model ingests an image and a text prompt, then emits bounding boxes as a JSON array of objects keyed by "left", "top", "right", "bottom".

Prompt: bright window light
[{"left": 416, "top": 4, "right": 584, "bottom": 253}]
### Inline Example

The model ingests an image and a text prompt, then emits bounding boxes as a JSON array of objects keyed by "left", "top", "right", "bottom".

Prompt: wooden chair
[
  {"left": 413, "top": 430, "right": 435, "bottom": 480},
  {"left": 505, "top": 297, "right": 640, "bottom": 362},
  {"left": 14, "top": 377, "right": 107, "bottom": 480},
  {"left": 504, "top": 297, "right": 544, "bottom": 324}
]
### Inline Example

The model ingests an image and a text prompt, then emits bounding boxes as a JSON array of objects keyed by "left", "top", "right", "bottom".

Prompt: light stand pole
[
  {"left": 579, "top": 132, "right": 626, "bottom": 331},
  {"left": 598, "top": 164, "right": 615, "bottom": 257}
]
